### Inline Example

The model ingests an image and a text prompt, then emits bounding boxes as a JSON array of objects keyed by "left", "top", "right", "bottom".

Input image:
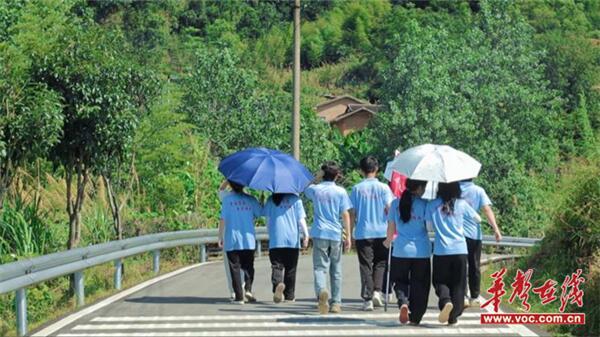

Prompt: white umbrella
[{"left": 384, "top": 144, "right": 481, "bottom": 183}]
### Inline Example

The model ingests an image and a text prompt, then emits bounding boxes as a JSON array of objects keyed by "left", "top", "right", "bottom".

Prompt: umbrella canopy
[
  {"left": 218, "top": 147, "right": 314, "bottom": 193},
  {"left": 384, "top": 144, "right": 481, "bottom": 183}
]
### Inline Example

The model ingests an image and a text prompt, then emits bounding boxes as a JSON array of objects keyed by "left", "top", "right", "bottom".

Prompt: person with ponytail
[
  {"left": 263, "top": 193, "right": 309, "bottom": 303},
  {"left": 425, "top": 182, "right": 480, "bottom": 326},
  {"left": 218, "top": 180, "right": 263, "bottom": 304},
  {"left": 383, "top": 179, "right": 430, "bottom": 325}
]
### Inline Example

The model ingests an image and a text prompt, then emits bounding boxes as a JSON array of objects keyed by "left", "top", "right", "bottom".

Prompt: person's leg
[
  {"left": 241, "top": 250, "right": 255, "bottom": 293},
  {"left": 283, "top": 248, "right": 300, "bottom": 300},
  {"left": 408, "top": 258, "right": 431, "bottom": 324},
  {"left": 391, "top": 257, "right": 410, "bottom": 308},
  {"left": 223, "top": 250, "right": 235, "bottom": 298},
  {"left": 329, "top": 239, "right": 343, "bottom": 305},
  {"left": 449, "top": 255, "right": 467, "bottom": 324},
  {"left": 466, "top": 238, "right": 482, "bottom": 299},
  {"left": 432, "top": 255, "right": 451, "bottom": 309},
  {"left": 269, "top": 248, "right": 285, "bottom": 293},
  {"left": 227, "top": 251, "right": 244, "bottom": 301},
  {"left": 312, "top": 238, "right": 330, "bottom": 299},
  {"left": 356, "top": 239, "right": 374, "bottom": 301},
  {"left": 372, "top": 238, "right": 389, "bottom": 294}
]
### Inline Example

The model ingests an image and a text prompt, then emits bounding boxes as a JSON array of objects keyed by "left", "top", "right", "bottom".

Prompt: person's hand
[
  {"left": 494, "top": 230, "right": 502, "bottom": 242},
  {"left": 383, "top": 238, "right": 392, "bottom": 249},
  {"left": 218, "top": 238, "right": 224, "bottom": 248},
  {"left": 344, "top": 237, "right": 352, "bottom": 252},
  {"left": 302, "top": 236, "right": 309, "bottom": 249}
]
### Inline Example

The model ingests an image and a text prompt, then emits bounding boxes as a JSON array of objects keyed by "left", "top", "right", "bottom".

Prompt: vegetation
[{"left": 0, "top": 0, "right": 598, "bottom": 335}]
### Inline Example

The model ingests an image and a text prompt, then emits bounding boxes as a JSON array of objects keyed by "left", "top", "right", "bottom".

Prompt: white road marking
[
  {"left": 32, "top": 262, "right": 214, "bottom": 337},
  {"left": 90, "top": 312, "right": 483, "bottom": 322},
  {"left": 58, "top": 327, "right": 516, "bottom": 336},
  {"left": 73, "top": 318, "right": 489, "bottom": 330}
]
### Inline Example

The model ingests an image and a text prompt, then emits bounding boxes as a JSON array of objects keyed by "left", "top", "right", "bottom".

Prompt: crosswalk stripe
[
  {"left": 73, "top": 319, "right": 491, "bottom": 330},
  {"left": 58, "top": 327, "right": 516, "bottom": 336},
  {"left": 90, "top": 312, "right": 482, "bottom": 322}
]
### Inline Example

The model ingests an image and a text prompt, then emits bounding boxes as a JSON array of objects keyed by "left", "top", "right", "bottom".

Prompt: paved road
[{"left": 43, "top": 254, "right": 542, "bottom": 337}]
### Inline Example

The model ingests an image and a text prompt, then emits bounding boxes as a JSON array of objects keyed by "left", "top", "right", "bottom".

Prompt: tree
[
  {"left": 0, "top": 0, "right": 64, "bottom": 208},
  {"left": 32, "top": 17, "right": 158, "bottom": 248},
  {"left": 371, "top": 0, "right": 562, "bottom": 235}
]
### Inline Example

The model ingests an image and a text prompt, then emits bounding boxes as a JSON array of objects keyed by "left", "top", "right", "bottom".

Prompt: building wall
[
  {"left": 333, "top": 110, "right": 373, "bottom": 136},
  {"left": 317, "top": 97, "right": 363, "bottom": 122}
]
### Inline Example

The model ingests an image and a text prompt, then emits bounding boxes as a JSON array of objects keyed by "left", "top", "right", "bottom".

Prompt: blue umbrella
[{"left": 218, "top": 147, "right": 314, "bottom": 193}]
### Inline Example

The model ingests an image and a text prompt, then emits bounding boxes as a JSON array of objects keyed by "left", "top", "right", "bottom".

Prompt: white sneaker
[
  {"left": 372, "top": 291, "right": 384, "bottom": 307},
  {"left": 469, "top": 298, "right": 480, "bottom": 308},
  {"left": 438, "top": 302, "right": 453, "bottom": 323},
  {"left": 362, "top": 300, "right": 374, "bottom": 311},
  {"left": 273, "top": 283, "right": 285, "bottom": 303},
  {"left": 231, "top": 299, "right": 244, "bottom": 305},
  {"left": 464, "top": 297, "right": 471, "bottom": 308},
  {"left": 244, "top": 291, "right": 257, "bottom": 303}
]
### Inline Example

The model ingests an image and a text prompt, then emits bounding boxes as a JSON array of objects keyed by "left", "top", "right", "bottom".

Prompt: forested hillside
[{"left": 0, "top": 0, "right": 599, "bottom": 334}]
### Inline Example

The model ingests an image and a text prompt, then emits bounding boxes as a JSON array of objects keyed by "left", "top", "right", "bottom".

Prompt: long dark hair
[
  {"left": 399, "top": 179, "right": 427, "bottom": 223},
  {"left": 228, "top": 180, "right": 244, "bottom": 193},
  {"left": 437, "top": 182, "right": 461, "bottom": 215},
  {"left": 272, "top": 193, "right": 291, "bottom": 206}
]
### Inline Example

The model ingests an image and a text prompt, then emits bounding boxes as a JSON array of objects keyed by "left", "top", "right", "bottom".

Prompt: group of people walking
[{"left": 217, "top": 155, "right": 501, "bottom": 326}]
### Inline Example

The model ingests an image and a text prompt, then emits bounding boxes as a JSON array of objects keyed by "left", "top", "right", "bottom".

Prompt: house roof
[
  {"left": 331, "top": 106, "right": 377, "bottom": 123},
  {"left": 347, "top": 103, "right": 382, "bottom": 113},
  {"left": 315, "top": 95, "right": 367, "bottom": 110}
]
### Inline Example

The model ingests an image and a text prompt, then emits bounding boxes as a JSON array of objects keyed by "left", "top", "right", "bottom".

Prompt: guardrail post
[
  {"left": 16, "top": 288, "right": 27, "bottom": 337},
  {"left": 74, "top": 271, "right": 85, "bottom": 307},
  {"left": 200, "top": 244, "right": 207, "bottom": 263},
  {"left": 152, "top": 250, "right": 160, "bottom": 274},
  {"left": 114, "top": 259, "right": 122, "bottom": 290},
  {"left": 256, "top": 240, "right": 262, "bottom": 258}
]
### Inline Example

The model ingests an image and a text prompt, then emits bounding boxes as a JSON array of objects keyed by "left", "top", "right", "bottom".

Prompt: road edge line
[{"left": 32, "top": 261, "right": 215, "bottom": 337}]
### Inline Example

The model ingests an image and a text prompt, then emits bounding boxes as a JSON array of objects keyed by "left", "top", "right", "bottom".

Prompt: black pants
[
  {"left": 356, "top": 238, "right": 389, "bottom": 300},
  {"left": 227, "top": 250, "right": 255, "bottom": 301},
  {"left": 269, "top": 248, "right": 300, "bottom": 300},
  {"left": 432, "top": 254, "right": 467, "bottom": 324},
  {"left": 390, "top": 257, "right": 431, "bottom": 324},
  {"left": 466, "top": 238, "right": 482, "bottom": 299}
]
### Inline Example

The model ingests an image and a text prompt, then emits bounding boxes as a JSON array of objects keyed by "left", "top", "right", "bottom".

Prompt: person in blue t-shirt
[
  {"left": 263, "top": 193, "right": 309, "bottom": 303},
  {"left": 460, "top": 179, "right": 502, "bottom": 308},
  {"left": 425, "top": 182, "right": 480, "bottom": 326},
  {"left": 305, "top": 161, "right": 352, "bottom": 315},
  {"left": 350, "top": 156, "right": 394, "bottom": 311},
  {"left": 218, "top": 180, "right": 263, "bottom": 304},
  {"left": 384, "top": 179, "right": 430, "bottom": 325}
]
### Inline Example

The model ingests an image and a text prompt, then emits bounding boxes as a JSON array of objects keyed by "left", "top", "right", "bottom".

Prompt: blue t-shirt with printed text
[
  {"left": 425, "top": 198, "right": 478, "bottom": 255},
  {"left": 460, "top": 182, "right": 492, "bottom": 240},
  {"left": 387, "top": 197, "right": 431, "bottom": 258},
  {"left": 263, "top": 194, "right": 306, "bottom": 249},
  {"left": 350, "top": 178, "right": 394, "bottom": 240},
  {"left": 220, "top": 193, "right": 262, "bottom": 251},
  {"left": 305, "top": 182, "right": 352, "bottom": 241}
]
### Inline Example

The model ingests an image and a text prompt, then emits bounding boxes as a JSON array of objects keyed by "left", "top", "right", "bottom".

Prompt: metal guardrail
[{"left": 0, "top": 228, "right": 541, "bottom": 336}]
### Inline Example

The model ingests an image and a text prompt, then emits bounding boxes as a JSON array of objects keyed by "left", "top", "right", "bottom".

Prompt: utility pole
[{"left": 292, "top": 0, "right": 301, "bottom": 160}]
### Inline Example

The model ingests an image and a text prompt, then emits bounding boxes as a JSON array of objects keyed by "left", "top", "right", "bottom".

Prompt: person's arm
[
  {"left": 299, "top": 217, "right": 309, "bottom": 248},
  {"left": 218, "top": 180, "right": 230, "bottom": 202},
  {"left": 383, "top": 220, "right": 395, "bottom": 248},
  {"left": 349, "top": 209, "right": 356, "bottom": 238},
  {"left": 483, "top": 205, "right": 502, "bottom": 242},
  {"left": 218, "top": 218, "right": 225, "bottom": 248},
  {"left": 342, "top": 210, "right": 351, "bottom": 252}
]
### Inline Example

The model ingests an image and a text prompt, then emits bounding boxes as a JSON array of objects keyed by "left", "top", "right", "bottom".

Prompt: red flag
[{"left": 389, "top": 171, "right": 407, "bottom": 198}]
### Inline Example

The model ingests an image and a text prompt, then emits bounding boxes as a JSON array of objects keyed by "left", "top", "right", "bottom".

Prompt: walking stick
[{"left": 384, "top": 242, "right": 392, "bottom": 312}]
